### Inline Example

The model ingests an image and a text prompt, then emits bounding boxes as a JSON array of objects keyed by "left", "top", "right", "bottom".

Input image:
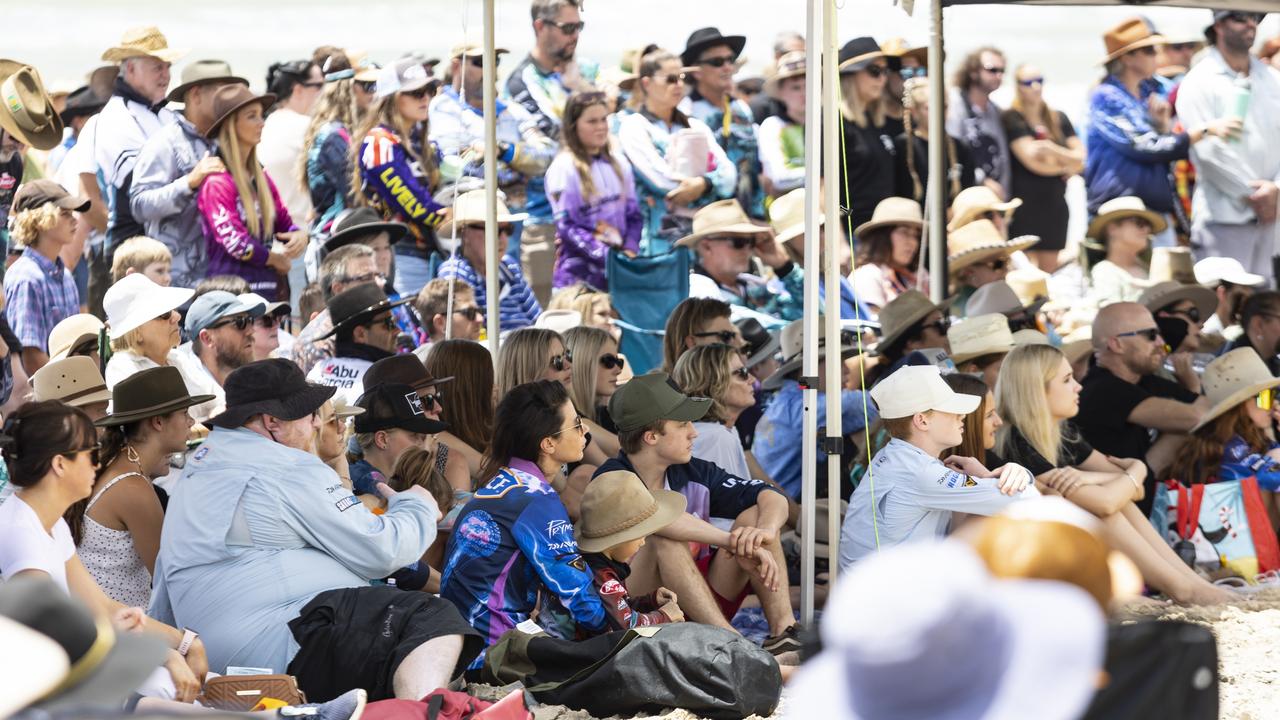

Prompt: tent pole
[
  {"left": 822, "top": 0, "right": 842, "bottom": 583},
  {"left": 799, "top": 0, "right": 823, "bottom": 625},
  {"left": 483, "top": 0, "right": 500, "bottom": 361},
  {"left": 927, "top": 0, "right": 946, "bottom": 302}
]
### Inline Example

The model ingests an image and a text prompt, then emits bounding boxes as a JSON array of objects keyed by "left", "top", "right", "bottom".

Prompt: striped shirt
[
  {"left": 4, "top": 248, "right": 79, "bottom": 353},
  {"left": 436, "top": 253, "right": 541, "bottom": 334}
]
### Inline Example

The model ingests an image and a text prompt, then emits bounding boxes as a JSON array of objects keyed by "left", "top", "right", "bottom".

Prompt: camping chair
[{"left": 608, "top": 248, "right": 691, "bottom": 375}]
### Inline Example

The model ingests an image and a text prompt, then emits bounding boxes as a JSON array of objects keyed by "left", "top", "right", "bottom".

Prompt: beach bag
[
  {"left": 482, "top": 623, "right": 781, "bottom": 719},
  {"left": 1081, "top": 620, "right": 1217, "bottom": 720},
  {"left": 1150, "top": 477, "right": 1280, "bottom": 582},
  {"left": 607, "top": 248, "right": 690, "bottom": 375}
]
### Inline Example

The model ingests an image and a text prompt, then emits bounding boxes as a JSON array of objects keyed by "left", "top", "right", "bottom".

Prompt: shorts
[
  {"left": 695, "top": 549, "right": 752, "bottom": 622},
  {"left": 287, "top": 585, "right": 483, "bottom": 702}
]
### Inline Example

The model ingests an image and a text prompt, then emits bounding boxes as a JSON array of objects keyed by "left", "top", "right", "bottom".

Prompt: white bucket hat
[
  {"left": 947, "top": 313, "right": 1014, "bottom": 365},
  {"left": 102, "top": 273, "right": 193, "bottom": 340},
  {"left": 785, "top": 541, "right": 1105, "bottom": 720},
  {"left": 869, "top": 365, "right": 982, "bottom": 419}
]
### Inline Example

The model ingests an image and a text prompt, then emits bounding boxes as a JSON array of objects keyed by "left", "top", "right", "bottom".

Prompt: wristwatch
[{"left": 178, "top": 628, "right": 199, "bottom": 657}]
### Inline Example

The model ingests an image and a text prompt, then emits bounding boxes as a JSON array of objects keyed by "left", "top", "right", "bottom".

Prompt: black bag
[
  {"left": 1081, "top": 619, "right": 1218, "bottom": 720},
  {"left": 482, "top": 624, "right": 781, "bottom": 719}
]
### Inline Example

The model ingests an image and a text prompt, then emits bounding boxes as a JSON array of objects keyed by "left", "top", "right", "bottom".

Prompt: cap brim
[
  {"left": 576, "top": 489, "right": 687, "bottom": 553},
  {"left": 36, "top": 631, "right": 169, "bottom": 711},
  {"left": 935, "top": 390, "right": 982, "bottom": 416},
  {"left": 666, "top": 396, "right": 712, "bottom": 423},
  {"left": 354, "top": 415, "right": 450, "bottom": 435}
]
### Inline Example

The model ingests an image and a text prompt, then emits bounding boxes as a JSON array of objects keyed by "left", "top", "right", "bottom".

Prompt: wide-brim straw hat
[
  {"left": 1138, "top": 280, "right": 1218, "bottom": 320},
  {"left": 1102, "top": 18, "right": 1167, "bottom": 64},
  {"left": 764, "top": 51, "right": 806, "bottom": 97},
  {"left": 0, "top": 60, "right": 65, "bottom": 151},
  {"left": 103, "top": 273, "right": 193, "bottom": 339},
  {"left": 101, "top": 26, "right": 188, "bottom": 64},
  {"left": 440, "top": 189, "right": 528, "bottom": 241},
  {"left": 763, "top": 319, "right": 861, "bottom": 391},
  {"left": 880, "top": 37, "right": 928, "bottom": 66},
  {"left": 967, "top": 279, "right": 1046, "bottom": 319},
  {"left": 206, "top": 84, "right": 276, "bottom": 138},
  {"left": 575, "top": 470, "right": 688, "bottom": 553},
  {"left": 872, "top": 289, "right": 953, "bottom": 355},
  {"left": 675, "top": 199, "right": 770, "bottom": 249},
  {"left": 1192, "top": 348, "right": 1280, "bottom": 433},
  {"left": 1086, "top": 196, "right": 1167, "bottom": 241},
  {"left": 1005, "top": 267, "right": 1051, "bottom": 308},
  {"left": 48, "top": 313, "right": 105, "bottom": 362},
  {"left": 97, "top": 366, "right": 214, "bottom": 426},
  {"left": 166, "top": 59, "right": 247, "bottom": 103},
  {"left": 947, "top": 186, "right": 1022, "bottom": 232},
  {"left": 854, "top": 196, "right": 923, "bottom": 239},
  {"left": 769, "top": 187, "right": 824, "bottom": 245},
  {"left": 948, "top": 313, "right": 1014, "bottom": 364},
  {"left": 947, "top": 220, "right": 1038, "bottom": 275}
]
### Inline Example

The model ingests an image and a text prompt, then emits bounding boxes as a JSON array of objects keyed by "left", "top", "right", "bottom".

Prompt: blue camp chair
[{"left": 608, "top": 248, "right": 691, "bottom": 375}]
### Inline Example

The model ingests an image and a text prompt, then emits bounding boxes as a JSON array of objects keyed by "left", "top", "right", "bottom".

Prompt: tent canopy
[{"left": 941, "top": 0, "right": 1274, "bottom": 8}]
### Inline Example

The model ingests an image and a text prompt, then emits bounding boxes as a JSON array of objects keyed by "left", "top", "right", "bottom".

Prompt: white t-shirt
[
  {"left": 306, "top": 356, "right": 371, "bottom": 406},
  {"left": 692, "top": 421, "right": 752, "bottom": 481},
  {"left": 257, "top": 108, "right": 312, "bottom": 231},
  {"left": 0, "top": 494, "right": 76, "bottom": 592}
]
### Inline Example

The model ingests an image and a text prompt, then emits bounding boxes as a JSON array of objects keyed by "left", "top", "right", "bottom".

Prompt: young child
[
  {"left": 839, "top": 365, "right": 1037, "bottom": 569},
  {"left": 110, "top": 235, "right": 173, "bottom": 286},
  {"left": 576, "top": 469, "right": 687, "bottom": 630}
]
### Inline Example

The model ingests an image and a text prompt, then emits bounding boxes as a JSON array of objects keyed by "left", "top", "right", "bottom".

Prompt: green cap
[{"left": 608, "top": 371, "right": 712, "bottom": 432}]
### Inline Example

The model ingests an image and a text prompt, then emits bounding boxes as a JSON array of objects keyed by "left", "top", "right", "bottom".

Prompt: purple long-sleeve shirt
[
  {"left": 545, "top": 151, "right": 642, "bottom": 290},
  {"left": 197, "top": 171, "right": 297, "bottom": 298}
]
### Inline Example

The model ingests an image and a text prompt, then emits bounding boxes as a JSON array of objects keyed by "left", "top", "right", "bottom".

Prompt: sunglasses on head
[
  {"left": 64, "top": 444, "right": 101, "bottom": 468},
  {"left": 599, "top": 353, "right": 626, "bottom": 370},
  {"left": 454, "top": 305, "right": 483, "bottom": 321},
  {"left": 1018, "top": 77, "right": 1045, "bottom": 87},
  {"left": 706, "top": 234, "right": 755, "bottom": 250},
  {"left": 1115, "top": 327, "right": 1161, "bottom": 342},
  {"left": 698, "top": 55, "right": 737, "bottom": 68},
  {"left": 210, "top": 315, "right": 253, "bottom": 331},
  {"left": 550, "top": 348, "right": 574, "bottom": 372},
  {"left": 694, "top": 330, "right": 738, "bottom": 345},
  {"left": 1258, "top": 388, "right": 1278, "bottom": 410}
]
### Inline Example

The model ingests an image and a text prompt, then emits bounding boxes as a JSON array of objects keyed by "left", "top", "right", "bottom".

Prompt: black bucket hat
[
  {"left": 354, "top": 383, "right": 449, "bottom": 435},
  {"left": 318, "top": 283, "right": 410, "bottom": 340},
  {"left": 58, "top": 86, "right": 106, "bottom": 124},
  {"left": 838, "top": 37, "right": 886, "bottom": 75},
  {"left": 210, "top": 358, "right": 336, "bottom": 428},
  {"left": 322, "top": 207, "right": 409, "bottom": 254},
  {"left": 96, "top": 366, "right": 214, "bottom": 426},
  {"left": 681, "top": 27, "right": 747, "bottom": 66}
]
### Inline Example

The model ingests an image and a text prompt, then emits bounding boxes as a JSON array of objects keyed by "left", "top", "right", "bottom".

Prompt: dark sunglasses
[
  {"left": 357, "top": 81, "right": 378, "bottom": 94},
  {"left": 209, "top": 315, "right": 253, "bottom": 331},
  {"left": 698, "top": 56, "right": 737, "bottom": 68},
  {"left": 1168, "top": 42, "right": 1201, "bottom": 52},
  {"left": 981, "top": 258, "right": 1009, "bottom": 272},
  {"left": 454, "top": 305, "right": 483, "bottom": 321},
  {"left": 900, "top": 66, "right": 927, "bottom": 80},
  {"left": 599, "top": 353, "right": 626, "bottom": 370},
  {"left": 71, "top": 338, "right": 99, "bottom": 357},
  {"left": 863, "top": 65, "right": 888, "bottom": 79},
  {"left": 420, "top": 389, "right": 444, "bottom": 410},
  {"left": 1007, "top": 315, "right": 1036, "bottom": 333},
  {"left": 153, "top": 309, "right": 174, "bottom": 323},
  {"left": 653, "top": 72, "right": 688, "bottom": 85},
  {"left": 64, "top": 444, "right": 101, "bottom": 468},
  {"left": 1166, "top": 306, "right": 1202, "bottom": 324},
  {"left": 921, "top": 318, "right": 950, "bottom": 336},
  {"left": 694, "top": 330, "right": 738, "bottom": 344},
  {"left": 257, "top": 314, "right": 284, "bottom": 329},
  {"left": 545, "top": 19, "right": 585, "bottom": 34},
  {"left": 706, "top": 234, "right": 755, "bottom": 250},
  {"left": 375, "top": 315, "right": 397, "bottom": 330},
  {"left": 730, "top": 366, "right": 751, "bottom": 380},
  {"left": 982, "top": 64, "right": 1006, "bottom": 74},
  {"left": 550, "top": 348, "right": 574, "bottom": 372},
  {"left": 402, "top": 84, "right": 434, "bottom": 99},
  {"left": 1134, "top": 46, "right": 1158, "bottom": 57},
  {"left": 1018, "top": 77, "right": 1045, "bottom": 87},
  {"left": 1115, "top": 327, "right": 1161, "bottom": 342}
]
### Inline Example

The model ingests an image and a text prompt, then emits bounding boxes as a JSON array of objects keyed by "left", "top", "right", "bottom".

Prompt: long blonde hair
[
  {"left": 671, "top": 343, "right": 738, "bottom": 425},
  {"left": 562, "top": 326, "right": 614, "bottom": 417},
  {"left": 496, "top": 328, "right": 565, "bottom": 400},
  {"left": 299, "top": 78, "right": 361, "bottom": 194},
  {"left": 217, "top": 115, "right": 275, "bottom": 239},
  {"left": 995, "top": 344, "right": 1070, "bottom": 467},
  {"left": 348, "top": 93, "right": 437, "bottom": 207},
  {"left": 1010, "top": 65, "right": 1066, "bottom": 145},
  {"left": 901, "top": 78, "right": 961, "bottom": 203},
  {"left": 840, "top": 73, "right": 885, "bottom": 129}
]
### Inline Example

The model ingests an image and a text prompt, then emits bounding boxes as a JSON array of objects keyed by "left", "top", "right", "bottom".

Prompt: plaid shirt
[{"left": 4, "top": 248, "right": 79, "bottom": 353}]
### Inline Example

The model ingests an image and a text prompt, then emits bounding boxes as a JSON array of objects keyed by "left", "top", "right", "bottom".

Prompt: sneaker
[
  {"left": 762, "top": 623, "right": 804, "bottom": 656},
  {"left": 279, "top": 689, "right": 367, "bottom": 720}
]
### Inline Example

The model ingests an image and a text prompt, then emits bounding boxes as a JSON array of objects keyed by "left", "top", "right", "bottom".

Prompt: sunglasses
[
  {"left": 545, "top": 19, "right": 585, "bottom": 34},
  {"left": 599, "top": 353, "right": 626, "bottom": 370},
  {"left": 454, "top": 305, "right": 483, "bottom": 321},
  {"left": 1259, "top": 389, "right": 1278, "bottom": 410},
  {"left": 923, "top": 319, "right": 950, "bottom": 336},
  {"left": 550, "top": 415, "right": 587, "bottom": 436},
  {"left": 1007, "top": 315, "right": 1036, "bottom": 333},
  {"left": 1115, "top": 327, "right": 1161, "bottom": 342},
  {"left": 209, "top": 315, "right": 253, "bottom": 331},
  {"left": 730, "top": 366, "right": 751, "bottom": 381},
  {"left": 375, "top": 315, "right": 397, "bottom": 330},
  {"left": 982, "top": 258, "right": 1009, "bottom": 272},
  {"left": 863, "top": 65, "right": 888, "bottom": 79},
  {"left": 653, "top": 72, "right": 689, "bottom": 85},
  {"left": 420, "top": 390, "right": 444, "bottom": 410},
  {"left": 1134, "top": 46, "right": 1158, "bottom": 57},
  {"left": 1168, "top": 42, "right": 1201, "bottom": 52},
  {"left": 402, "top": 85, "right": 434, "bottom": 99},
  {"left": 71, "top": 338, "right": 99, "bottom": 357},
  {"left": 698, "top": 56, "right": 737, "bottom": 68},
  {"left": 900, "top": 66, "right": 927, "bottom": 80},
  {"left": 1224, "top": 12, "right": 1265, "bottom": 25},
  {"left": 153, "top": 309, "right": 174, "bottom": 323},
  {"left": 1166, "top": 306, "right": 1202, "bottom": 324},
  {"left": 706, "top": 234, "right": 755, "bottom": 250},
  {"left": 464, "top": 223, "right": 515, "bottom": 236},
  {"left": 694, "top": 330, "right": 739, "bottom": 345},
  {"left": 257, "top": 313, "right": 285, "bottom": 329},
  {"left": 64, "top": 444, "right": 101, "bottom": 468},
  {"left": 357, "top": 80, "right": 377, "bottom": 94},
  {"left": 982, "top": 64, "right": 1006, "bottom": 74},
  {"left": 550, "top": 348, "right": 574, "bottom": 372},
  {"left": 1018, "top": 77, "right": 1045, "bottom": 87}
]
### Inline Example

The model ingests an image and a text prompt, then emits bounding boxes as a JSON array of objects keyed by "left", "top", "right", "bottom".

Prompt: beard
[{"left": 216, "top": 341, "right": 252, "bottom": 371}]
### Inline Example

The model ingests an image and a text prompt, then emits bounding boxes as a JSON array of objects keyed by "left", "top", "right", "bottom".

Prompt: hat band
[
  {"left": 2, "top": 74, "right": 50, "bottom": 133},
  {"left": 43, "top": 617, "right": 115, "bottom": 701},
  {"left": 582, "top": 499, "right": 659, "bottom": 540},
  {"left": 61, "top": 383, "right": 110, "bottom": 403}
]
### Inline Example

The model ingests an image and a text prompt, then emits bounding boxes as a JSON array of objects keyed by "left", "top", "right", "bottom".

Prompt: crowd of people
[{"left": 1, "top": 3, "right": 1280, "bottom": 718}]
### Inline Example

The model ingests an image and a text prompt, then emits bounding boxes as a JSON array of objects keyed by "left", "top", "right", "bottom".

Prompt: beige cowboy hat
[
  {"left": 765, "top": 51, "right": 806, "bottom": 97},
  {"left": 1005, "top": 267, "right": 1049, "bottom": 307},
  {"left": 166, "top": 59, "right": 246, "bottom": 103},
  {"left": 0, "top": 60, "right": 65, "bottom": 151},
  {"left": 1086, "top": 196, "right": 1167, "bottom": 241},
  {"left": 101, "top": 26, "right": 188, "bottom": 64},
  {"left": 48, "top": 313, "right": 105, "bottom": 362},
  {"left": 574, "top": 470, "right": 687, "bottom": 553},
  {"left": 873, "top": 289, "right": 952, "bottom": 355},
  {"left": 1191, "top": 348, "right": 1280, "bottom": 433},
  {"left": 855, "top": 196, "right": 924, "bottom": 239},
  {"left": 31, "top": 356, "right": 113, "bottom": 408},
  {"left": 440, "top": 189, "right": 528, "bottom": 240},
  {"left": 948, "top": 313, "right": 1014, "bottom": 364},
  {"left": 880, "top": 37, "right": 928, "bottom": 65},
  {"left": 769, "top": 187, "right": 825, "bottom": 245},
  {"left": 947, "top": 186, "right": 1022, "bottom": 232},
  {"left": 1138, "top": 280, "right": 1219, "bottom": 320},
  {"left": 763, "top": 318, "right": 861, "bottom": 390},
  {"left": 675, "top": 199, "right": 770, "bottom": 249},
  {"left": 1102, "top": 18, "right": 1167, "bottom": 65},
  {"left": 947, "top": 220, "right": 1038, "bottom": 276}
]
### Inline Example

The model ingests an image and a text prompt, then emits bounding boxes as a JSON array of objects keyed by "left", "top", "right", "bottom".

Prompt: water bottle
[
  {"left": 1162, "top": 352, "right": 1216, "bottom": 376},
  {"left": 1228, "top": 77, "right": 1251, "bottom": 140}
]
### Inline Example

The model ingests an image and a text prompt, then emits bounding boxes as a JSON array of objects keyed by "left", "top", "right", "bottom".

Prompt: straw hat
[
  {"left": 101, "top": 26, "right": 188, "bottom": 64},
  {"left": 947, "top": 186, "right": 1022, "bottom": 232},
  {"left": 1191, "top": 348, "right": 1280, "bottom": 432},
  {"left": 1138, "top": 280, "right": 1218, "bottom": 319},
  {"left": 0, "top": 60, "right": 64, "bottom": 151},
  {"left": 440, "top": 189, "right": 528, "bottom": 240},
  {"left": 48, "top": 313, "right": 105, "bottom": 362},
  {"left": 1102, "top": 18, "right": 1167, "bottom": 64},
  {"left": 31, "top": 356, "right": 113, "bottom": 408},
  {"left": 769, "top": 187, "right": 824, "bottom": 245},
  {"left": 166, "top": 59, "right": 246, "bottom": 103},
  {"left": 873, "top": 289, "right": 951, "bottom": 355},
  {"left": 948, "top": 314, "right": 1014, "bottom": 364},
  {"left": 1148, "top": 247, "right": 1195, "bottom": 284},
  {"left": 674, "top": 199, "right": 769, "bottom": 249},
  {"left": 1086, "top": 196, "right": 1167, "bottom": 241},
  {"left": 1194, "top": 256, "right": 1265, "bottom": 288},
  {"left": 880, "top": 37, "right": 928, "bottom": 65},
  {"left": 763, "top": 318, "right": 861, "bottom": 390},
  {"left": 205, "top": 84, "right": 276, "bottom": 138},
  {"left": 854, "top": 197, "right": 923, "bottom": 239},
  {"left": 103, "top": 273, "right": 193, "bottom": 339},
  {"left": 1005, "top": 267, "right": 1051, "bottom": 307},
  {"left": 765, "top": 51, "right": 806, "bottom": 97},
  {"left": 947, "top": 220, "right": 1038, "bottom": 275},
  {"left": 574, "top": 470, "right": 687, "bottom": 553}
]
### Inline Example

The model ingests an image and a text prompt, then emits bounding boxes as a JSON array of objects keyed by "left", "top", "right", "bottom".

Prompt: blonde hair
[
  {"left": 839, "top": 73, "right": 886, "bottom": 129},
  {"left": 110, "top": 327, "right": 147, "bottom": 355},
  {"left": 9, "top": 203, "right": 61, "bottom": 248},
  {"left": 217, "top": 113, "right": 276, "bottom": 239},
  {"left": 547, "top": 283, "right": 614, "bottom": 330},
  {"left": 671, "top": 343, "right": 738, "bottom": 425},
  {"left": 111, "top": 236, "right": 172, "bottom": 281},
  {"left": 299, "top": 78, "right": 362, "bottom": 193},
  {"left": 995, "top": 344, "right": 1070, "bottom": 467},
  {"left": 349, "top": 93, "right": 437, "bottom": 207},
  {"left": 496, "top": 327, "right": 565, "bottom": 400},
  {"left": 973, "top": 516, "right": 1113, "bottom": 611},
  {"left": 901, "top": 77, "right": 961, "bottom": 203},
  {"left": 1009, "top": 65, "right": 1066, "bottom": 145},
  {"left": 389, "top": 446, "right": 454, "bottom": 514},
  {"left": 562, "top": 325, "right": 615, "bottom": 417}
]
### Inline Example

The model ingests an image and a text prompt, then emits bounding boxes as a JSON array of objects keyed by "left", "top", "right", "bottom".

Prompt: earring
[{"left": 126, "top": 445, "right": 141, "bottom": 466}]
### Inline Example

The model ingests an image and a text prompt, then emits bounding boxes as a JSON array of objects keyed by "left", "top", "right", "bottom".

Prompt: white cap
[
  {"left": 869, "top": 365, "right": 981, "bottom": 419},
  {"left": 1194, "top": 257, "right": 1264, "bottom": 288}
]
